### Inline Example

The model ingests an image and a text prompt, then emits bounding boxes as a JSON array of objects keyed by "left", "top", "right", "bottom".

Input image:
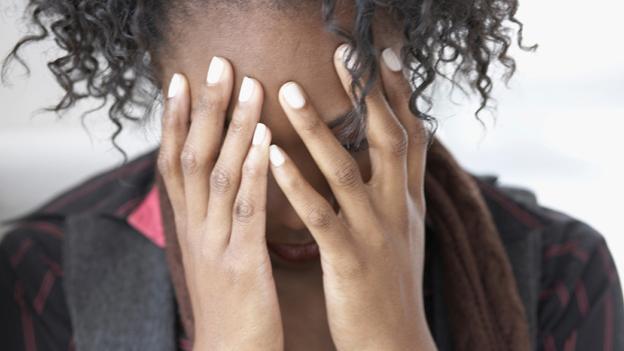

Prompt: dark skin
[{"left": 157, "top": 4, "right": 436, "bottom": 350}]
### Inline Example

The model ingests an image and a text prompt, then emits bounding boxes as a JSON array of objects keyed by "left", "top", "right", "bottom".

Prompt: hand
[
  {"left": 268, "top": 44, "right": 437, "bottom": 351},
  {"left": 157, "top": 58, "right": 283, "bottom": 350}
]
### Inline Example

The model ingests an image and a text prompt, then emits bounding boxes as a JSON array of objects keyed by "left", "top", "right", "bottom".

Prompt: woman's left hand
[{"left": 269, "top": 44, "right": 437, "bottom": 351}]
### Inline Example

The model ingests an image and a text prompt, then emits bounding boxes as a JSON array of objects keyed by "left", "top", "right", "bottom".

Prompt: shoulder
[
  {"left": 1, "top": 146, "right": 159, "bottom": 276},
  {"left": 473, "top": 174, "right": 617, "bottom": 298},
  {"left": 3, "top": 148, "right": 158, "bottom": 228},
  {"left": 473, "top": 175, "right": 623, "bottom": 349},
  {"left": 1, "top": 146, "right": 158, "bottom": 263},
  {"left": 0, "top": 148, "right": 159, "bottom": 349},
  {"left": 473, "top": 174, "right": 608, "bottom": 255}
]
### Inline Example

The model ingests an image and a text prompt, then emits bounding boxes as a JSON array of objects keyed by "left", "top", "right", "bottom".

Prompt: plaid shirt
[{"left": 1, "top": 148, "right": 622, "bottom": 350}]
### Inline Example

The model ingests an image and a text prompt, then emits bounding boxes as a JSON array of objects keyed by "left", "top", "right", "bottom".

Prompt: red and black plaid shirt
[{"left": 1, "top": 148, "right": 622, "bottom": 350}]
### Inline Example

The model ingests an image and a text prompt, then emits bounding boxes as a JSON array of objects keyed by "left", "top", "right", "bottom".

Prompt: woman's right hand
[{"left": 157, "top": 56, "right": 283, "bottom": 350}]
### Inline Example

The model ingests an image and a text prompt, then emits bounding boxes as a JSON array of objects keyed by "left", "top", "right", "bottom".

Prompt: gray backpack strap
[{"left": 63, "top": 212, "right": 176, "bottom": 351}]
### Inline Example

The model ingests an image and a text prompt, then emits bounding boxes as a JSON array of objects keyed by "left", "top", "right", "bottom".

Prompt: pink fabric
[{"left": 127, "top": 185, "right": 165, "bottom": 248}]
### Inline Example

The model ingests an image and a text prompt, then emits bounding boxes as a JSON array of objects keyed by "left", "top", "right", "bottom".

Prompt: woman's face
[{"left": 159, "top": 3, "right": 402, "bottom": 253}]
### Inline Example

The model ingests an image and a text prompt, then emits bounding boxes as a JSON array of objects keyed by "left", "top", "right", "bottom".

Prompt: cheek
[
  {"left": 266, "top": 173, "right": 285, "bottom": 210},
  {"left": 353, "top": 150, "right": 372, "bottom": 183},
  {"left": 263, "top": 147, "right": 370, "bottom": 226}
]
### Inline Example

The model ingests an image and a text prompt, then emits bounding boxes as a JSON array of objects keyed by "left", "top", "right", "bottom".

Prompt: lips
[{"left": 267, "top": 240, "right": 320, "bottom": 262}]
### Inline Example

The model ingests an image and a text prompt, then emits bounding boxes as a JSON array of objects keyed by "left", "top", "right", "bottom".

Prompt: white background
[{"left": 1, "top": 0, "right": 622, "bottom": 282}]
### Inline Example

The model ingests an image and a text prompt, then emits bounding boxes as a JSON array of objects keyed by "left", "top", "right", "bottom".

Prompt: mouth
[{"left": 267, "top": 240, "right": 320, "bottom": 262}]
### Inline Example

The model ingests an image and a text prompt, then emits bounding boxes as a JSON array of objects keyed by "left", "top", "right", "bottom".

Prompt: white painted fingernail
[
  {"left": 282, "top": 82, "right": 305, "bottom": 109},
  {"left": 239, "top": 76, "right": 255, "bottom": 103},
  {"left": 269, "top": 145, "right": 285, "bottom": 166},
  {"left": 252, "top": 123, "right": 266, "bottom": 145},
  {"left": 382, "top": 48, "right": 402, "bottom": 72},
  {"left": 338, "top": 44, "right": 357, "bottom": 70},
  {"left": 167, "top": 73, "right": 183, "bottom": 99},
  {"left": 206, "top": 56, "right": 225, "bottom": 85}
]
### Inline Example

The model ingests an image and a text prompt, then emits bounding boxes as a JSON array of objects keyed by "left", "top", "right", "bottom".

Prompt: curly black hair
[{"left": 1, "top": 0, "right": 536, "bottom": 164}]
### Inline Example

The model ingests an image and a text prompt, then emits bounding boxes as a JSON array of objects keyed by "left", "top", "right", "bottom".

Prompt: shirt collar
[{"left": 126, "top": 184, "right": 166, "bottom": 248}]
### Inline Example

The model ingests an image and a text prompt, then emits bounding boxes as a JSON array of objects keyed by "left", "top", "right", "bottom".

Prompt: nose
[
  {"left": 266, "top": 169, "right": 339, "bottom": 235},
  {"left": 274, "top": 186, "right": 339, "bottom": 232}
]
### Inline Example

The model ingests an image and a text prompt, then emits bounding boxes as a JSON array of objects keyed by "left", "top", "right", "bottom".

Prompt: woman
[{"left": 1, "top": 0, "right": 622, "bottom": 350}]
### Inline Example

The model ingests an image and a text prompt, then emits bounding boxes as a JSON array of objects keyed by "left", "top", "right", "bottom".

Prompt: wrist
[
  {"left": 192, "top": 333, "right": 283, "bottom": 351},
  {"left": 400, "top": 319, "right": 438, "bottom": 351},
  {"left": 368, "top": 319, "right": 437, "bottom": 351}
]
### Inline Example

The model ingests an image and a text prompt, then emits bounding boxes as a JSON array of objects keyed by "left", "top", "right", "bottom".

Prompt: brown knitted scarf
[{"left": 154, "top": 137, "right": 530, "bottom": 350}]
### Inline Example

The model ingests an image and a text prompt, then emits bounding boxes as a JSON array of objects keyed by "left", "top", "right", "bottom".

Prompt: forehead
[{"left": 159, "top": 4, "right": 398, "bottom": 145}]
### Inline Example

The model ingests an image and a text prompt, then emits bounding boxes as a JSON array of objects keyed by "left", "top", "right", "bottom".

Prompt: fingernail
[
  {"left": 167, "top": 73, "right": 183, "bottom": 99},
  {"left": 338, "top": 43, "right": 357, "bottom": 70},
  {"left": 239, "top": 76, "right": 255, "bottom": 103},
  {"left": 269, "top": 145, "right": 285, "bottom": 166},
  {"left": 206, "top": 56, "right": 225, "bottom": 85},
  {"left": 382, "top": 48, "right": 402, "bottom": 72},
  {"left": 252, "top": 123, "right": 266, "bottom": 145},
  {"left": 282, "top": 82, "right": 305, "bottom": 109}
]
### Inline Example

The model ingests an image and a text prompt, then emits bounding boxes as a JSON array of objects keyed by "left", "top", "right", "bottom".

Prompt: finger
[
  {"left": 182, "top": 56, "right": 233, "bottom": 227},
  {"left": 206, "top": 77, "right": 264, "bottom": 247},
  {"left": 333, "top": 44, "right": 408, "bottom": 193},
  {"left": 379, "top": 47, "right": 428, "bottom": 196},
  {"left": 278, "top": 81, "right": 372, "bottom": 224},
  {"left": 157, "top": 73, "right": 191, "bottom": 236},
  {"left": 268, "top": 144, "right": 351, "bottom": 257},
  {"left": 229, "top": 123, "right": 271, "bottom": 250}
]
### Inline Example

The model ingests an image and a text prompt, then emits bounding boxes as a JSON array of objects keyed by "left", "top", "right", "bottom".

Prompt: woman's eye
[{"left": 341, "top": 138, "right": 369, "bottom": 153}]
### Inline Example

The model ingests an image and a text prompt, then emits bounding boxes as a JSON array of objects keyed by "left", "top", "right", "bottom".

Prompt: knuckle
[
  {"left": 165, "top": 106, "right": 186, "bottom": 128},
  {"left": 333, "top": 160, "right": 361, "bottom": 188},
  {"left": 227, "top": 114, "right": 246, "bottom": 135},
  {"left": 389, "top": 126, "right": 409, "bottom": 157},
  {"left": 280, "top": 171, "right": 300, "bottom": 190},
  {"left": 192, "top": 234, "right": 210, "bottom": 258},
  {"left": 233, "top": 197, "right": 256, "bottom": 223},
  {"left": 197, "top": 237, "right": 222, "bottom": 262},
  {"left": 157, "top": 151, "right": 175, "bottom": 177},
  {"left": 222, "top": 253, "right": 253, "bottom": 284},
  {"left": 210, "top": 165, "right": 233, "bottom": 194},
  {"left": 191, "top": 90, "right": 222, "bottom": 118},
  {"left": 242, "top": 159, "right": 260, "bottom": 178},
  {"left": 385, "top": 75, "right": 412, "bottom": 104},
  {"left": 411, "top": 122, "right": 429, "bottom": 146},
  {"left": 305, "top": 206, "right": 333, "bottom": 229},
  {"left": 224, "top": 263, "right": 244, "bottom": 285},
  {"left": 397, "top": 82, "right": 413, "bottom": 102},
  {"left": 299, "top": 114, "right": 322, "bottom": 133},
  {"left": 369, "top": 231, "right": 391, "bottom": 252},
  {"left": 180, "top": 147, "right": 201, "bottom": 175}
]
